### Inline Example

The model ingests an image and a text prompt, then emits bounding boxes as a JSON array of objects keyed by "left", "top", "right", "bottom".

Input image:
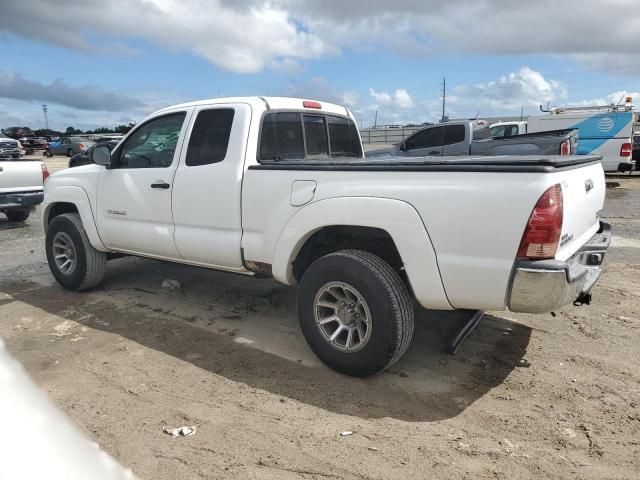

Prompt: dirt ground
[{"left": 1, "top": 159, "right": 639, "bottom": 479}]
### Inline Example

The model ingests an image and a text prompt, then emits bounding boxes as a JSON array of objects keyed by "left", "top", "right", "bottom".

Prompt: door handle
[
  {"left": 428, "top": 150, "right": 440, "bottom": 155},
  {"left": 150, "top": 181, "right": 170, "bottom": 189}
]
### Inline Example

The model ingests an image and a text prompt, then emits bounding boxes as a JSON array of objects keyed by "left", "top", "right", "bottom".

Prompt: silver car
[{"left": 46, "top": 137, "right": 95, "bottom": 157}]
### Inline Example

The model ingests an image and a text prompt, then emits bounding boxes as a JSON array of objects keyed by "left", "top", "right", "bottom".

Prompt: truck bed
[{"left": 250, "top": 154, "right": 602, "bottom": 173}]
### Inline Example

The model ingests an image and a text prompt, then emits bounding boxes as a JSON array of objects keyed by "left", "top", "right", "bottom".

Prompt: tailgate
[
  {"left": 0, "top": 161, "right": 43, "bottom": 193},
  {"left": 554, "top": 162, "right": 606, "bottom": 261}
]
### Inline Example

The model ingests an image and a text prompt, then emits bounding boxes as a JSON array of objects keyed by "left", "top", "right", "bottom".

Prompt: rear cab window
[{"left": 258, "top": 112, "right": 362, "bottom": 162}]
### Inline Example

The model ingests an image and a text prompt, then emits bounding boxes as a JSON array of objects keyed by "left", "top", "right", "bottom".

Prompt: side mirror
[{"left": 91, "top": 145, "right": 112, "bottom": 167}]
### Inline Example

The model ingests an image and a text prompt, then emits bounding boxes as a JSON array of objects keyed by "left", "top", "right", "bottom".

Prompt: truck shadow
[{"left": 5, "top": 258, "right": 531, "bottom": 422}]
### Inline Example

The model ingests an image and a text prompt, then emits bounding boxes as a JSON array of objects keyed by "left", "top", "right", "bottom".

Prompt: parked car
[
  {"left": 490, "top": 121, "right": 527, "bottom": 138},
  {"left": 69, "top": 140, "right": 119, "bottom": 168},
  {"left": 0, "top": 135, "right": 22, "bottom": 160},
  {"left": 1, "top": 126, "right": 35, "bottom": 139},
  {"left": 19, "top": 136, "right": 49, "bottom": 154},
  {"left": 367, "top": 121, "right": 578, "bottom": 158},
  {"left": 45, "top": 136, "right": 95, "bottom": 157},
  {"left": 43, "top": 96, "right": 610, "bottom": 377},
  {"left": 1, "top": 157, "right": 48, "bottom": 222}
]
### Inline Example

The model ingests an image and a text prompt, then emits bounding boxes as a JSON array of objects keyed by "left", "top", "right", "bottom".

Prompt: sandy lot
[{"left": 1, "top": 161, "right": 639, "bottom": 479}]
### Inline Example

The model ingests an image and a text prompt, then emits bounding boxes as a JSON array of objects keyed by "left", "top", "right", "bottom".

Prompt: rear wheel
[
  {"left": 297, "top": 249, "right": 414, "bottom": 377},
  {"left": 44, "top": 149, "right": 53, "bottom": 157},
  {"left": 46, "top": 213, "right": 106, "bottom": 291},
  {"left": 5, "top": 210, "right": 30, "bottom": 222},
  {"left": 67, "top": 149, "right": 73, "bottom": 157}
]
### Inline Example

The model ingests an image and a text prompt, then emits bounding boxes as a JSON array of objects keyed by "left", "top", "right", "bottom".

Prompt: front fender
[
  {"left": 42, "top": 185, "right": 107, "bottom": 252},
  {"left": 272, "top": 197, "right": 452, "bottom": 310}
]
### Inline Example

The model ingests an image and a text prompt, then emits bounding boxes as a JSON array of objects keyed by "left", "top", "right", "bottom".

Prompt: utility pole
[
  {"left": 441, "top": 77, "right": 446, "bottom": 123},
  {"left": 42, "top": 104, "right": 49, "bottom": 131},
  {"left": 520, "top": 106, "right": 524, "bottom": 121},
  {"left": 374, "top": 109, "right": 378, "bottom": 128}
]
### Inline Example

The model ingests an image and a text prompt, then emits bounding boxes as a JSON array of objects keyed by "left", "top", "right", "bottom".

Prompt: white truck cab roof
[{"left": 154, "top": 96, "right": 352, "bottom": 119}]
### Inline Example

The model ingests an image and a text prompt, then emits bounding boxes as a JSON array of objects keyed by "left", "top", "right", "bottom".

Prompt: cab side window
[
  {"left": 405, "top": 126, "right": 444, "bottom": 150},
  {"left": 186, "top": 109, "right": 235, "bottom": 166},
  {"left": 116, "top": 113, "right": 186, "bottom": 168}
]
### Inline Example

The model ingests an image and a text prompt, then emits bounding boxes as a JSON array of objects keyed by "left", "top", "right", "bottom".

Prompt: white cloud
[
  {"left": 566, "top": 90, "right": 640, "bottom": 109},
  {"left": 394, "top": 89, "right": 414, "bottom": 109},
  {"left": 3, "top": 1, "right": 640, "bottom": 74},
  {"left": 453, "top": 67, "right": 567, "bottom": 113},
  {"left": 0, "top": 0, "right": 332, "bottom": 74},
  {"left": 369, "top": 88, "right": 414, "bottom": 109},
  {"left": 369, "top": 88, "right": 393, "bottom": 106}
]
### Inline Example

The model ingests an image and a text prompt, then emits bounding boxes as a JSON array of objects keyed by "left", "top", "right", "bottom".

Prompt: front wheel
[
  {"left": 46, "top": 213, "right": 106, "bottom": 291},
  {"left": 67, "top": 149, "right": 73, "bottom": 157},
  {"left": 297, "top": 250, "right": 414, "bottom": 377}
]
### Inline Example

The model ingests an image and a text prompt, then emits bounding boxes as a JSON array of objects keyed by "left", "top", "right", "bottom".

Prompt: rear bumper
[
  {"left": 508, "top": 222, "right": 611, "bottom": 313},
  {"left": 0, "top": 191, "right": 44, "bottom": 210}
]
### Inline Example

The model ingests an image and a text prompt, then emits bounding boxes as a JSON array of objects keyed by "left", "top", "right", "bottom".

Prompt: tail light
[
  {"left": 42, "top": 163, "right": 50, "bottom": 183},
  {"left": 560, "top": 139, "right": 570, "bottom": 156},
  {"left": 517, "top": 184, "right": 563, "bottom": 259},
  {"left": 620, "top": 142, "right": 632, "bottom": 157},
  {"left": 78, "top": 144, "right": 85, "bottom": 149}
]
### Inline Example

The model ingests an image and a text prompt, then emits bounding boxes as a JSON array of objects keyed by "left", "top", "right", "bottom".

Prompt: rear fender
[{"left": 272, "top": 197, "right": 452, "bottom": 310}]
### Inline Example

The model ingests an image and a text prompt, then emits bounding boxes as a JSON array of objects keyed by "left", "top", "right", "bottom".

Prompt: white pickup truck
[
  {"left": 42, "top": 97, "right": 611, "bottom": 377},
  {"left": 0, "top": 160, "right": 48, "bottom": 222}
]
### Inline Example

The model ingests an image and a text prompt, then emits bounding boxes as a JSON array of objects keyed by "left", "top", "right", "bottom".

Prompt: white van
[{"left": 527, "top": 100, "right": 636, "bottom": 172}]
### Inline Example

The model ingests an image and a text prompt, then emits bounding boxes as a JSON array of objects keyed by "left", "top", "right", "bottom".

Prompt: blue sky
[{"left": 1, "top": 0, "right": 639, "bottom": 130}]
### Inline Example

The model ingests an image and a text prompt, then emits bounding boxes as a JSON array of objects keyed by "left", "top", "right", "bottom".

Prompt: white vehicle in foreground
[
  {"left": 0, "top": 158, "right": 48, "bottom": 222},
  {"left": 42, "top": 97, "right": 611, "bottom": 377}
]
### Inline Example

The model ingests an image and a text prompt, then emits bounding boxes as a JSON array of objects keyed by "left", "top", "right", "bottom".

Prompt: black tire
[
  {"left": 297, "top": 249, "right": 414, "bottom": 377},
  {"left": 45, "top": 149, "right": 53, "bottom": 157},
  {"left": 46, "top": 213, "right": 106, "bottom": 291},
  {"left": 67, "top": 149, "right": 73, "bottom": 157},
  {"left": 5, "top": 210, "right": 30, "bottom": 222}
]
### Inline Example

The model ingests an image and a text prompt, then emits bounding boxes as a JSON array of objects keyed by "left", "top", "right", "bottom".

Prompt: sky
[{"left": 1, "top": 0, "right": 639, "bottom": 131}]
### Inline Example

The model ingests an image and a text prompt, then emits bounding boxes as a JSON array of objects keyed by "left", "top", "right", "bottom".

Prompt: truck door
[
  {"left": 402, "top": 126, "right": 444, "bottom": 156},
  {"left": 171, "top": 103, "right": 251, "bottom": 270},
  {"left": 96, "top": 110, "right": 190, "bottom": 259},
  {"left": 442, "top": 124, "right": 467, "bottom": 155}
]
